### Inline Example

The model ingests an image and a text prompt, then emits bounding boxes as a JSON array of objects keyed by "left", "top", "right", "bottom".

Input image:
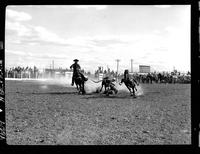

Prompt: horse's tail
[{"left": 90, "top": 79, "right": 103, "bottom": 83}]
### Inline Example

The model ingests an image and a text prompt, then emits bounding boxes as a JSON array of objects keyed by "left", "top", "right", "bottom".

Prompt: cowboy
[
  {"left": 122, "top": 70, "right": 138, "bottom": 85},
  {"left": 70, "top": 59, "right": 87, "bottom": 86},
  {"left": 119, "top": 69, "right": 139, "bottom": 97},
  {"left": 100, "top": 77, "right": 118, "bottom": 94}
]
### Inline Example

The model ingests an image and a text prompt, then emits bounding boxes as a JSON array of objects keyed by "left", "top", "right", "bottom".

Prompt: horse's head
[
  {"left": 124, "top": 69, "right": 129, "bottom": 79},
  {"left": 124, "top": 69, "right": 129, "bottom": 75}
]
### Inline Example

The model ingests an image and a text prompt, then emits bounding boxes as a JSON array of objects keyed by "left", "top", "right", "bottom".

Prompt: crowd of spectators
[
  {"left": 5, "top": 66, "right": 40, "bottom": 79},
  {"left": 94, "top": 66, "right": 191, "bottom": 84},
  {"left": 130, "top": 71, "right": 191, "bottom": 84},
  {"left": 4, "top": 65, "right": 191, "bottom": 84},
  {"left": 94, "top": 66, "right": 118, "bottom": 78}
]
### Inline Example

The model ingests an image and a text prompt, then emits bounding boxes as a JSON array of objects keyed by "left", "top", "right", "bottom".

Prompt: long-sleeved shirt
[{"left": 70, "top": 63, "right": 81, "bottom": 73}]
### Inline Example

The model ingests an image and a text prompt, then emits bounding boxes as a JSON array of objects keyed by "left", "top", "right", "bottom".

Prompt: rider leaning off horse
[
  {"left": 70, "top": 59, "right": 87, "bottom": 86},
  {"left": 121, "top": 70, "right": 138, "bottom": 84},
  {"left": 119, "top": 69, "right": 139, "bottom": 97},
  {"left": 99, "top": 77, "right": 118, "bottom": 94}
]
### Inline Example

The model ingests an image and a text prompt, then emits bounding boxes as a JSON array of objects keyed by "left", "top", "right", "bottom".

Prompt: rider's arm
[{"left": 70, "top": 64, "right": 73, "bottom": 69}]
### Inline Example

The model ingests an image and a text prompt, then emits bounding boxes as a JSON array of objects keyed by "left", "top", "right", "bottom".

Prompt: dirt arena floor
[{"left": 5, "top": 80, "right": 191, "bottom": 145}]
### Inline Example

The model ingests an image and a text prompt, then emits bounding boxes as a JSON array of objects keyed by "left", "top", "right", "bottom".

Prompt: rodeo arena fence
[
  {"left": 4, "top": 66, "right": 191, "bottom": 84},
  {"left": 5, "top": 66, "right": 73, "bottom": 80}
]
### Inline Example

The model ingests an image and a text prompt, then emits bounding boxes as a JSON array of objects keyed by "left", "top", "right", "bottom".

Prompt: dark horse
[
  {"left": 119, "top": 70, "right": 139, "bottom": 98},
  {"left": 74, "top": 71, "right": 88, "bottom": 94}
]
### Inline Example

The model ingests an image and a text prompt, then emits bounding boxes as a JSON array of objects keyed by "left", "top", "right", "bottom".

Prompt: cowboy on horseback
[
  {"left": 119, "top": 69, "right": 139, "bottom": 97},
  {"left": 70, "top": 59, "right": 87, "bottom": 86},
  {"left": 120, "top": 69, "right": 138, "bottom": 86}
]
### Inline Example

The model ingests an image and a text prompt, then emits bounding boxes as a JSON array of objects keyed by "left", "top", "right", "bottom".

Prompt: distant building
[{"left": 139, "top": 65, "right": 150, "bottom": 73}]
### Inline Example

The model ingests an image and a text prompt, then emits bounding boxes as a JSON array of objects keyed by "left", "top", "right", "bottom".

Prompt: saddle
[
  {"left": 74, "top": 71, "right": 81, "bottom": 79},
  {"left": 74, "top": 71, "right": 87, "bottom": 81}
]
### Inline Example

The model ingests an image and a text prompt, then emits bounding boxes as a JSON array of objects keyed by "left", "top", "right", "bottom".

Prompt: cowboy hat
[{"left": 73, "top": 59, "right": 79, "bottom": 62}]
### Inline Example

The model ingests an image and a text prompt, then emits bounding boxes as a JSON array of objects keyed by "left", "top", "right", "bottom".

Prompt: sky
[{"left": 5, "top": 5, "right": 191, "bottom": 73}]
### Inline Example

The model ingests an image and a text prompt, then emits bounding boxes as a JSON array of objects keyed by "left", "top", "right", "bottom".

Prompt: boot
[{"left": 71, "top": 78, "right": 74, "bottom": 86}]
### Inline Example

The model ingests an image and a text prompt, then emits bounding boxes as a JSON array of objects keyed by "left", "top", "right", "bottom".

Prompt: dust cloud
[{"left": 9, "top": 76, "right": 143, "bottom": 96}]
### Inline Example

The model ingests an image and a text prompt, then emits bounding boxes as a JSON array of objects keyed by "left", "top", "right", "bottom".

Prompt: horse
[
  {"left": 73, "top": 71, "right": 88, "bottom": 94},
  {"left": 119, "top": 70, "right": 139, "bottom": 97}
]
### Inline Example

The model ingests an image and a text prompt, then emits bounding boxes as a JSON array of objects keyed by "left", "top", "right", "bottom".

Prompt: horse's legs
[
  {"left": 75, "top": 83, "right": 80, "bottom": 93},
  {"left": 79, "top": 84, "right": 82, "bottom": 94},
  {"left": 79, "top": 85, "right": 82, "bottom": 94},
  {"left": 82, "top": 83, "right": 86, "bottom": 94},
  {"left": 125, "top": 84, "right": 132, "bottom": 95},
  {"left": 77, "top": 82, "right": 82, "bottom": 94},
  {"left": 132, "top": 86, "right": 136, "bottom": 97}
]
